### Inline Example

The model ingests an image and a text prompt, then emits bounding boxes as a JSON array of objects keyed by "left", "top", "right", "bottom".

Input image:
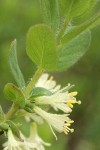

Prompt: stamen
[
  {"left": 49, "top": 124, "right": 58, "bottom": 140},
  {"left": 64, "top": 120, "right": 74, "bottom": 126},
  {"left": 77, "top": 100, "right": 81, "bottom": 105},
  {"left": 63, "top": 128, "right": 68, "bottom": 134},
  {"left": 70, "top": 129, "right": 74, "bottom": 133},
  {"left": 67, "top": 99, "right": 81, "bottom": 108},
  {"left": 67, "top": 100, "right": 75, "bottom": 108},
  {"left": 63, "top": 120, "right": 74, "bottom": 134},
  {"left": 68, "top": 120, "right": 74, "bottom": 124},
  {"left": 69, "top": 91, "right": 78, "bottom": 97}
]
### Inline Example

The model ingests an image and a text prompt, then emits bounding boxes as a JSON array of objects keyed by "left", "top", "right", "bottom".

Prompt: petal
[{"left": 34, "top": 106, "right": 70, "bottom": 133}]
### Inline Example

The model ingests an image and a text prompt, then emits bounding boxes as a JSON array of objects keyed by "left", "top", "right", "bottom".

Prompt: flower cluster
[
  {"left": 26, "top": 74, "right": 81, "bottom": 138},
  {"left": 3, "top": 73, "right": 81, "bottom": 149},
  {"left": 3, "top": 123, "right": 50, "bottom": 150},
  {"left": 34, "top": 74, "right": 81, "bottom": 137}
]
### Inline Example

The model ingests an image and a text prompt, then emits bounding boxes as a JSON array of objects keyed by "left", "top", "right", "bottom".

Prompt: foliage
[{"left": 0, "top": 0, "right": 100, "bottom": 150}]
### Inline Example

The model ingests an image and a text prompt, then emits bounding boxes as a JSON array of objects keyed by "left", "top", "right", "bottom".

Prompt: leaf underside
[
  {"left": 57, "top": 30, "right": 91, "bottom": 71},
  {"left": 9, "top": 40, "right": 25, "bottom": 88}
]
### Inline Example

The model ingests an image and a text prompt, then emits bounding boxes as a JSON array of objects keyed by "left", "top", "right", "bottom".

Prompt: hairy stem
[
  {"left": 6, "top": 103, "right": 19, "bottom": 120},
  {"left": 57, "top": 17, "right": 70, "bottom": 44},
  {"left": 57, "top": 0, "right": 74, "bottom": 44},
  {"left": 24, "top": 68, "right": 43, "bottom": 97}
]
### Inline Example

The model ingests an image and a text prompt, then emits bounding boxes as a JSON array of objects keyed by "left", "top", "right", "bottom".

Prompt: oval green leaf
[
  {"left": 9, "top": 39, "right": 25, "bottom": 88},
  {"left": 26, "top": 24, "right": 58, "bottom": 72}
]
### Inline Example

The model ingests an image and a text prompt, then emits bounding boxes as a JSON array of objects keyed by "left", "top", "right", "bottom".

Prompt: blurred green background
[{"left": 0, "top": 0, "right": 100, "bottom": 149}]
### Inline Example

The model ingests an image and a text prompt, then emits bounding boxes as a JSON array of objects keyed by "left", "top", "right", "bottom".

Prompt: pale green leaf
[
  {"left": 24, "top": 101, "right": 34, "bottom": 113},
  {"left": 62, "top": 12, "right": 100, "bottom": 44},
  {"left": 26, "top": 24, "right": 58, "bottom": 72},
  {"left": 40, "top": 0, "right": 60, "bottom": 33},
  {"left": 30, "top": 87, "right": 53, "bottom": 99},
  {"left": 59, "top": 0, "right": 97, "bottom": 18},
  {"left": 24, "top": 106, "right": 34, "bottom": 113},
  {"left": 70, "top": 0, "right": 97, "bottom": 18},
  {"left": 0, "top": 123, "right": 9, "bottom": 130},
  {"left": 57, "top": 30, "right": 91, "bottom": 71},
  {"left": 4, "top": 83, "right": 25, "bottom": 108},
  {"left": 9, "top": 39, "right": 25, "bottom": 88}
]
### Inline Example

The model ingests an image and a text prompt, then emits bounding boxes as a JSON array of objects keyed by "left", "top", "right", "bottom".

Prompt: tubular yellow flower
[
  {"left": 3, "top": 129, "right": 28, "bottom": 150},
  {"left": 35, "top": 73, "right": 61, "bottom": 92},
  {"left": 24, "top": 73, "right": 81, "bottom": 139},
  {"left": 3, "top": 126, "right": 50, "bottom": 150},
  {"left": 35, "top": 73, "right": 80, "bottom": 112},
  {"left": 34, "top": 106, "right": 74, "bottom": 136},
  {"left": 21, "top": 123, "right": 50, "bottom": 150}
]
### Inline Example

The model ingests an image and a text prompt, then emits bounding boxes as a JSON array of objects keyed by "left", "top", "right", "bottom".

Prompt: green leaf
[
  {"left": 26, "top": 24, "right": 58, "bottom": 72},
  {"left": 9, "top": 39, "right": 25, "bottom": 88},
  {"left": 24, "top": 106, "right": 34, "bottom": 113},
  {"left": 61, "top": 12, "right": 100, "bottom": 44},
  {"left": 71, "top": 0, "right": 97, "bottom": 18},
  {"left": 40, "top": 0, "right": 60, "bottom": 33},
  {"left": 0, "top": 123, "right": 9, "bottom": 130},
  {"left": 4, "top": 83, "right": 25, "bottom": 108},
  {"left": 57, "top": 30, "right": 91, "bottom": 71},
  {"left": 24, "top": 100, "right": 34, "bottom": 113},
  {"left": 59, "top": 0, "right": 97, "bottom": 18},
  {"left": 30, "top": 87, "right": 52, "bottom": 99}
]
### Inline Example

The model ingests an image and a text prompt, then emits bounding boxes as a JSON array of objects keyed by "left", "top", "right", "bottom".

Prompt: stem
[
  {"left": 24, "top": 68, "right": 43, "bottom": 97},
  {"left": 57, "top": 0, "right": 74, "bottom": 44},
  {"left": 6, "top": 103, "right": 19, "bottom": 120},
  {"left": 57, "top": 17, "right": 70, "bottom": 44}
]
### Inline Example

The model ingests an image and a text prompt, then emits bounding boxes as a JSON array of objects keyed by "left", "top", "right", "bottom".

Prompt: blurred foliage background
[{"left": 0, "top": 0, "right": 100, "bottom": 149}]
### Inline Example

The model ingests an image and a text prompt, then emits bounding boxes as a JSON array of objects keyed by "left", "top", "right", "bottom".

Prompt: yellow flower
[{"left": 34, "top": 106, "right": 74, "bottom": 139}]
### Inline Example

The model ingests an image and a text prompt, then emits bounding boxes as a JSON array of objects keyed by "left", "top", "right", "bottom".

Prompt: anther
[
  {"left": 77, "top": 100, "right": 81, "bottom": 105},
  {"left": 69, "top": 91, "right": 78, "bottom": 97},
  {"left": 70, "top": 129, "right": 74, "bottom": 133}
]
